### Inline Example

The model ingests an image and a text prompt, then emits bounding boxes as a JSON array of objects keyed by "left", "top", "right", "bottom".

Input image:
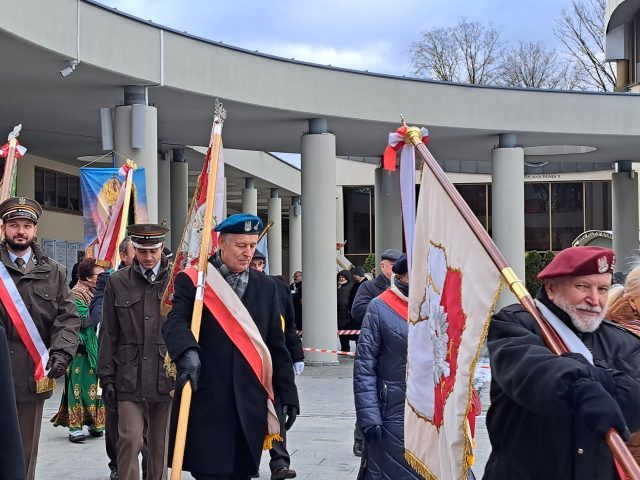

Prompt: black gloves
[
  {"left": 363, "top": 425, "right": 382, "bottom": 443},
  {"left": 572, "top": 381, "right": 630, "bottom": 441},
  {"left": 176, "top": 348, "right": 201, "bottom": 392},
  {"left": 283, "top": 405, "right": 298, "bottom": 430},
  {"left": 561, "top": 352, "right": 616, "bottom": 396},
  {"left": 102, "top": 383, "right": 117, "bottom": 412},
  {"left": 46, "top": 351, "right": 71, "bottom": 379}
]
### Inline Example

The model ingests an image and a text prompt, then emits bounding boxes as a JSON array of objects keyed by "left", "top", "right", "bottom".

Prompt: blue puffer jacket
[{"left": 354, "top": 287, "right": 420, "bottom": 480}]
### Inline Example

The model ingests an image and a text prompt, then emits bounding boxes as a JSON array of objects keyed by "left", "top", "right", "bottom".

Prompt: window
[
  {"left": 525, "top": 183, "right": 551, "bottom": 251},
  {"left": 34, "top": 167, "right": 82, "bottom": 214},
  {"left": 584, "top": 181, "right": 612, "bottom": 231},
  {"left": 551, "top": 183, "right": 584, "bottom": 251},
  {"left": 343, "top": 187, "right": 374, "bottom": 266},
  {"left": 455, "top": 184, "right": 490, "bottom": 232}
]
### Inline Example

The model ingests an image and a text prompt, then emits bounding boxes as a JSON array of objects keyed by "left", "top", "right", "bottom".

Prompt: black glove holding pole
[{"left": 176, "top": 348, "right": 201, "bottom": 392}]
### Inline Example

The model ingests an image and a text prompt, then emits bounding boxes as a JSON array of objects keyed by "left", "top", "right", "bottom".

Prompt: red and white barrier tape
[
  {"left": 296, "top": 330, "right": 361, "bottom": 336},
  {"left": 303, "top": 347, "right": 355, "bottom": 357}
]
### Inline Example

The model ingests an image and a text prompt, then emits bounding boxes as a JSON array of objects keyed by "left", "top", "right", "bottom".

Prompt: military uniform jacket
[
  {"left": 163, "top": 265, "right": 299, "bottom": 475},
  {"left": 0, "top": 243, "right": 80, "bottom": 401},
  {"left": 98, "top": 257, "right": 174, "bottom": 403},
  {"left": 483, "top": 293, "right": 640, "bottom": 480}
]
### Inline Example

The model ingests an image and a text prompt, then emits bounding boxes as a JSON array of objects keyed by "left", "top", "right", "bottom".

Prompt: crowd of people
[{"left": 1, "top": 193, "right": 640, "bottom": 480}]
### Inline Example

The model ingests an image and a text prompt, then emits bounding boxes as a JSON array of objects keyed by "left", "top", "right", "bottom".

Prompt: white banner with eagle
[{"left": 404, "top": 162, "right": 504, "bottom": 479}]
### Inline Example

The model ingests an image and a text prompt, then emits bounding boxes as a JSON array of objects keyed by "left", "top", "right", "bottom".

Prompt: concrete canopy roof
[{"left": 1, "top": 0, "right": 640, "bottom": 181}]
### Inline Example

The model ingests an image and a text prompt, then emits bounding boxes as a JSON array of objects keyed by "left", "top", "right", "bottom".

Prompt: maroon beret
[{"left": 537, "top": 246, "right": 615, "bottom": 280}]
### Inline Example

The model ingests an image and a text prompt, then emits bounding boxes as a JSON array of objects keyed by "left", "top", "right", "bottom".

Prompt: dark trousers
[
  {"left": 269, "top": 399, "right": 290, "bottom": 471},
  {"left": 192, "top": 475, "right": 250, "bottom": 480},
  {"left": 17, "top": 399, "right": 45, "bottom": 480},
  {"left": 106, "top": 402, "right": 149, "bottom": 478},
  {"left": 340, "top": 334, "right": 360, "bottom": 352}
]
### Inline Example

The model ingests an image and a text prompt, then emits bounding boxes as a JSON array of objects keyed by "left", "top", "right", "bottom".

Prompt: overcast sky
[{"left": 105, "top": 0, "right": 574, "bottom": 76}]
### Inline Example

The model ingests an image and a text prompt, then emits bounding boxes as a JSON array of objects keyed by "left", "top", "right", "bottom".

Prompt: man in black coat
[
  {"left": 289, "top": 272, "right": 302, "bottom": 331},
  {"left": 163, "top": 214, "right": 299, "bottom": 480},
  {"left": 484, "top": 246, "right": 640, "bottom": 480},
  {"left": 250, "top": 249, "right": 303, "bottom": 479}
]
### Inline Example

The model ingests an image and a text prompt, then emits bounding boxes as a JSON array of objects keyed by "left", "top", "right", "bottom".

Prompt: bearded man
[
  {"left": 0, "top": 197, "right": 80, "bottom": 480},
  {"left": 483, "top": 246, "right": 640, "bottom": 480}
]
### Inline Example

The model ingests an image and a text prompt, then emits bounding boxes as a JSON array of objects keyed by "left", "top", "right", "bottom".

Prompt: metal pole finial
[
  {"left": 213, "top": 99, "right": 227, "bottom": 124},
  {"left": 8, "top": 124, "right": 22, "bottom": 141}
]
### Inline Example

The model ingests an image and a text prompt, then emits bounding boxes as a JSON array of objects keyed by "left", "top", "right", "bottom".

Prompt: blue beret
[
  {"left": 214, "top": 213, "right": 263, "bottom": 234},
  {"left": 392, "top": 253, "right": 408, "bottom": 275}
]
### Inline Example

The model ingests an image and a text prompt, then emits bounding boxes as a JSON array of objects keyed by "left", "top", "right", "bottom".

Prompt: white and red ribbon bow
[{"left": 0, "top": 140, "right": 27, "bottom": 159}]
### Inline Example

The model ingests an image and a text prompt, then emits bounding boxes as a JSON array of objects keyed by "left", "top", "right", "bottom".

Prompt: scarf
[
  {"left": 606, "top": 296, "right": 640, "bottom": 339},
  {"left": 211, "top": 250, "right": 249, "bottom": 299},
  {"left": 393, "top": 275, "right": 409, "bottom": 297},
  {"left": 71, "top": 280, "right": 99, "bottom": 368}
]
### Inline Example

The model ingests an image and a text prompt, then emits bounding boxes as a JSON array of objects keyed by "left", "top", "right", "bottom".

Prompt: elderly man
[
  {"left": 163, "top": 213, "right": 299, "bottom": 480},
  {"left": 483, "top": 246, "right": 640, "bottom": 480},
  {"left": 98, "top": 224, "right": 174, "bottom": 480},
  {"left": 0, "top": 196, "right": 80, "bottom": 480}
]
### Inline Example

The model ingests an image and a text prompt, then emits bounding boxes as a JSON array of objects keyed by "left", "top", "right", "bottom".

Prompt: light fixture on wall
[{"left": 60, "top": 59, "right": 79, "bottom": 77}]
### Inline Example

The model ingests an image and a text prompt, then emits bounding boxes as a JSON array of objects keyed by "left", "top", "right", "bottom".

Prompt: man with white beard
[{"left": 483, "top": 246, "right": 640, "bottom": 480}]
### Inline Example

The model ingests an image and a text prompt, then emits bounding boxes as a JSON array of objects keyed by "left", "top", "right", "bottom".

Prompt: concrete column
[
  {"left": 336, "top": 186, "right": 345, "bottom": 251},
  {"left": 612, "top": 161, "right": 639, "bottom": 272},
  {"left": 170, "top": 148, "right": 189, "bottom": 251},
  {"left": 301, "top": 118, "right": 338, "bottom": 364},
  {"left": 158, "top": 152, "right": 171, "bottom": 249},
  {"left": 113, "top": 86, "right": 159, "bottom": 222},
  {"left": 289, "top": 197, "right": 302, "bottom": 280},
  {"left": 492, "top": 134, "right": 525, "bottom": 305},
  {"left": 242, "top": 177, "right": 258, "bottom": 215},
  {"left": 374, "top": 167, "right": 403, "bottom": 274},
  {"left": 268, "top": 188, "right": 283, "bottom": 276}
]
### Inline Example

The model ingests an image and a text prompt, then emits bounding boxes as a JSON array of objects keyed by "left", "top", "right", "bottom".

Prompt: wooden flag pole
[
  {"left": 170, "top": 100, "right": 226, "bottom": 480},
  {"left": 113, "top": 160, "right": 137, "bottom": 268},
  {"left": 403, "top": 122, "right": 640, "bottom": 480},
  {"left": 0, "top": 125, "right": 22, "bottom": 203}
]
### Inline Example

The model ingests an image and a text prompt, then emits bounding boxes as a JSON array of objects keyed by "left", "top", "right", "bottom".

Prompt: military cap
[
  {"left": 0, "top": 197, "right": 42, "bottom": 224},
  {"left": 352, "top": 266, "right": 366, "bottom": 277},
  {"left": 252, "top": 249, "right": 266, "bottom": 261},
  {"left": 392, "top": 253, "right": 408, "bottom": 275},
  {"left": 537, "top": 246, "right": 615, "bottom": 280},
  {"left": 381, "top": 249, "right": 402, "bottom": 262},
  {"left": 214, "top": 213, "right": 263, "bottom": 235},
  {"left": 128, "top": 223, "right": 169, "bottom": 249}
]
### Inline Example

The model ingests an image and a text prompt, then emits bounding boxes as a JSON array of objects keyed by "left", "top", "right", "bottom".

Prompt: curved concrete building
[{"left": 2, "top": 0, "right": 640, "bottom": 361}]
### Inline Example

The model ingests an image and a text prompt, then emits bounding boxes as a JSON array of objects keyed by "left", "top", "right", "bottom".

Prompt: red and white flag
[
  {"left": 404, "top": 157, "right": 503, "bottom": 479},
  {"left": 0, "top": 140, "right": 27, "bottom": 159}
]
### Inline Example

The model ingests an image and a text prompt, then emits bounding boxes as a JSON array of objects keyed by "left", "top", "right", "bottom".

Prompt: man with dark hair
[
  {"left": 99, "top": 224, "right": 174, "bottom": 480},
  {"left": 163, "top": 213, "right": 299, "bottom": 480},
  {"left": 90, "top": 235, "right": 141, "bottom": 480},
  {"left": 290, "top": 271, "right": 303, "bottom": 331},
  {"left": 484, "top": 246, "right": 640, "bottom": 480},
  {"left": 0, "top": 196, "right": 80, "bottom": 480}
]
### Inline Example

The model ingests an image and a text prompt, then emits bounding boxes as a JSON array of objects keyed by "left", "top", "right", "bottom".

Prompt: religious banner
[
  {"left": 79, "top": 167, "right": 148, "bottom": 258},
  {"left": 404, "top": 159, "right": 503, "bottom": 480}
]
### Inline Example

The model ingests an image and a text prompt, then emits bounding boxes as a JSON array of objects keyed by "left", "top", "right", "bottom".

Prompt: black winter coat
[
  {"left": 347, "top": 278, "right": 366, "bottom": 328},
  {"left": 483, "top": 294, "right": 640, "bottom": 480},
  {"left": 270, "top": 275, "right": 303, "bottom": 363},
  {"left": 351, "top": 274, "right": 390, "bottom": 324},
  {"left": 337, "top": 270, "right": 353, "bottom": 330},
  {"left": 354, "top": 288, "right": 420, "bottom": 480},
  {"left": 162, "top": 265, "right": 299, "bottom": 476}
]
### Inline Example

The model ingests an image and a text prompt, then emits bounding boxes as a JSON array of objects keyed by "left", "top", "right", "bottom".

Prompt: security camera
[{"left": 60, "top": 59, "right": 78, "bottom": 77}]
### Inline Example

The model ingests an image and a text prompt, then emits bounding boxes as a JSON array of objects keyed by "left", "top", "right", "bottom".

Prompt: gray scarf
[{"left": 211, "top": 250, "right": 249, "bottom": 299}]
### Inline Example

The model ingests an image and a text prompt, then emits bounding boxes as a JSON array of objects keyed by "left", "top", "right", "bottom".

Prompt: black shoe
[
  {"left": 353, "top": 440, "right": 363, "bottom": 457},
  {"left": 89, "top": 428, "right": 104, "bottom": 437},
  {"left": 271, "top": 466, "right": 296, "bottom": 479},
  {"left": 109, "top": 470, "right": 119, "bottom": 480},
  {"left": 68, "top": 433, "right": 87, "bottom": 443}
]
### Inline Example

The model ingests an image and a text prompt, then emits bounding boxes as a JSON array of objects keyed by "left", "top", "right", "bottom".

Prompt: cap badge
[
  {"left": 597, "top": 256, "right": 609, "bottom": 273},
  {"left": 18, "top": 197, "right": 26, "bottom": 205},
  {"left": 244, "top": 221, "right": 252, "bottom": 232},
  {"left": 143, "top": 225, "right": 152, "bottom": 233}
]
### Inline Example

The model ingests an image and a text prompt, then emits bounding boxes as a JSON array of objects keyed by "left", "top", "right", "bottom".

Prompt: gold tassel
[
  {"left": 164, "top": 352, "right": 177, "bottom": 380},
  {"left": 404, "top": 450, "right": 439, "bottom": 480},
  {"left": 35, "top": 376, "right": 56, "bottom": 394},
  {"left": 262, "top": 434, "right": 282, "bottom": 450}
]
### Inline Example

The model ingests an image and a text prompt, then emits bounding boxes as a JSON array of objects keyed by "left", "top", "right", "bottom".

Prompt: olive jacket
[
  {"left": 98, "top": 257, "right": 174, "bottom": 403},
  {"left": 0, "top": 243, "right": 80, "bottom": 402}
]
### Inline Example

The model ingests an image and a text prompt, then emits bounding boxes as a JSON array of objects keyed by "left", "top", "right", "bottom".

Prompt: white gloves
[{"left": 293, "top": 361, "right": 305, "bottom": 376}]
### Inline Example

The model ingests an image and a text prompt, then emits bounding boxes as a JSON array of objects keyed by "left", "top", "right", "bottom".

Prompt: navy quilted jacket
[{"left": 354, "top": 288, "right": 420, "bottom": 480}]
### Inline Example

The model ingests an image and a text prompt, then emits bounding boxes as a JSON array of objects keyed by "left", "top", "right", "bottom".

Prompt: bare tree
[
  {"left": 554, "top": 0, "right": 616, "bottom": 91},
  {"left": 499, "top": 41, "right": 564, "bottom": 88},
  {"left": 409, "top": 19, "right": 503, "bottom": 85}
]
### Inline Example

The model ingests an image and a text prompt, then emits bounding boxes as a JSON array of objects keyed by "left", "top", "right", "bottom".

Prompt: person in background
[
  {"left": 605, "top": 265, "right": 640, "bottom": 465},
  {"left": 345, "top": 266, "right": 367, "bottom": 347},
  {"left": 52, "top": 257, "right": 106, "bottom": 442},
  {"left": 354, "top": 254, "right": 420, "bottom": 479},
  {"left": 290, "top": 271, "right": 303, "bottom": 332},
  {"left": 337, "top": 270, "right": 353, "bottom": 353},
  {"left": 69, "top": 262, "right": 80, "bottom": 289}
]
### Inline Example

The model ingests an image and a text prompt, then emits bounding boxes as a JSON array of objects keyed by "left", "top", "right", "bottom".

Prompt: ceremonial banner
[
  {"left": 405, "top": 160, "right": 503, "bottom": 480},
  {"left": 80, "top": 168, "right": 148, "bottom": 258}
]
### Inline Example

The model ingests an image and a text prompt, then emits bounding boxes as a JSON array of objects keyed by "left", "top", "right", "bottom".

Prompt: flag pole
[
  {"left": 403, "top": 121, "right": 640, "bottom": 479},
  {"left": 0, "top": 125, "right": 22, "bottom": 203},
  {"left": 170, "top": 100, "right": 227, "bottom": 480},
  {"left": 113, "top": 160, "right": 136, "bottom": 268}
]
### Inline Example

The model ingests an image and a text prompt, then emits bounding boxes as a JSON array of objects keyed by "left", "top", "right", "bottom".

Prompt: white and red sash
[
  {"left": 0, "top": 261, "right": 55, "bottom": 392},
  {"left": 379, "top": 288, "right": 408, "bottom": 320},
  {"left": 185, "top": 266, "right": 280, "bottom": 449}
]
